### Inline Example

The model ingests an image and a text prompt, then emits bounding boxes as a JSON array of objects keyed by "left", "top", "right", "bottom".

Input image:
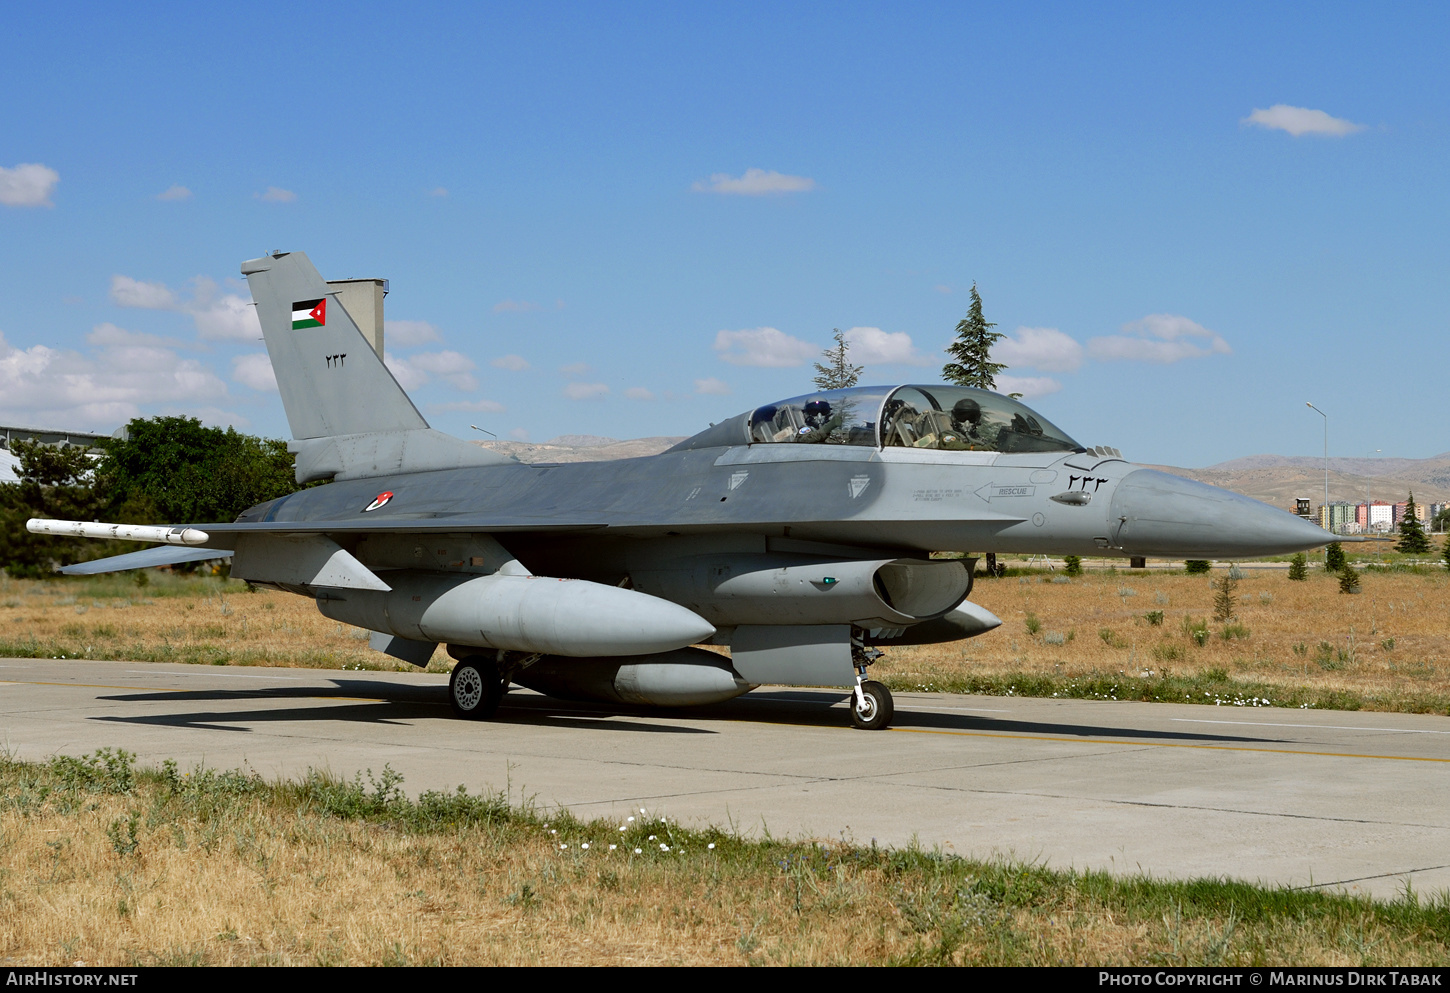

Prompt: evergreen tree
[
  {"left": 1062, "top": 554, "right": 1082, "bottom": 576},
  {"left": 1444, "top": 534, "right": 1450, "bottom": 573},
  {"left": 1184, "top": 560, "right": 1211, "bottom": 575},
  {"left": 1395, "top": 492, "right": 1432, "bottom": 554},
  {"left": 1324, "top": 541, "right": 1346, "bottom": 572},
  {"left": 1287, "top": 553, "right": 1307, "bottom": 581},
  {"left": 941, "top": 283, "right": 1004, "bottom": 390},
  {"left": 1338, "top": 562, "right": 1361, "bottom": 595},
  {"left": 0, "top": 441, "right": 111, "bottom": 577},
  {"left": 1213, "top": 572, "right": 1237, "bottom": 622},
  {"left": 812, "top": 329, "right": 863, "bottom": 391}
]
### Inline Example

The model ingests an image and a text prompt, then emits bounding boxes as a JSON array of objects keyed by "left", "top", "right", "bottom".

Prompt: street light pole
[{"left": 1306, "top": 403, "right": 1328, "bottom": 539}]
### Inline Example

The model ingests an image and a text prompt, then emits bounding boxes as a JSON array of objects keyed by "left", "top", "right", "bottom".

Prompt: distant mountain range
[
  {"left": 1145, "top": 453, "right": 1450, "bottom": 510},
  {"left": 477, "top": 438, "right": 1450, "bottom": 511}
]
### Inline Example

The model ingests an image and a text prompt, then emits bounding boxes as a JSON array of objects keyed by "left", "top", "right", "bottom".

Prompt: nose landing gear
[{"left": 849, "top": 638, "right": 894, "bottom": 730}]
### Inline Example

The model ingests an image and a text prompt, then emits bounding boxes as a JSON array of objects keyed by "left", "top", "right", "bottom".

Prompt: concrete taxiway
[{"left": 2, "top": 657, "right": 1447, "bottom": 900}]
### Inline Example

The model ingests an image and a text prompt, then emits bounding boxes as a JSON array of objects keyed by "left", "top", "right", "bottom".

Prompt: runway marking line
[
  {"left": 1171, "top": 718, "right": 1450, "bottom": 735},
  {"left": 892, "top": 726, "right": 1450, "bottom": 764}
]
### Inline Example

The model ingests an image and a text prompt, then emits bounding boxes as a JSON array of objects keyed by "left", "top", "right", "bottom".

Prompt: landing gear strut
[{"left": 849, "top": 637, "right": 893, "bottom": 730}]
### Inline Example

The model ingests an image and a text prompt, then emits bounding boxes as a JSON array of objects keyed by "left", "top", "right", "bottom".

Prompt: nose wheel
[
  {"left": 850, "top": 678, "right": 893, "bottom": 730},
  {"left": 449, "top": 656, "right": 505, "bottom": 719}
]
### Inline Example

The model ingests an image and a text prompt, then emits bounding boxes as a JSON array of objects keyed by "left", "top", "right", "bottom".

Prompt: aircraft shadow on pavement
[
  {"left": 93, "top": 680, "right": 715, "bottom": 735},
  {"left": 94, "top": 680, "right": 1280, "bottom": 743}
]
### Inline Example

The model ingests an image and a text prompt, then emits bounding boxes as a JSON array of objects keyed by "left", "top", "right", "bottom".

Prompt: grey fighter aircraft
[{"left": 28, "top": 251, "right": 1331, "bottom": 730}]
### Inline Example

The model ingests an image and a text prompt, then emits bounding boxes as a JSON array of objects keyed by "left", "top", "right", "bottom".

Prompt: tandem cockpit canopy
[{"left": 669, "top": 385, "right": 1085, "bottom": 454}]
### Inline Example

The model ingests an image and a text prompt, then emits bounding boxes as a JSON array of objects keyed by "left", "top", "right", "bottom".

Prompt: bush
[
  {"left": 1184, "top": 560, "right": 1211, "bottom": 575},
  {"left": 1338, "top": 563, "right": 1361, "bottom": 595},
  {"left": 1062, "top": 555, "right": 1082, "bottom": 576},
  {"left": 1287, "top": 553, "right": 1307, "bottom": 581},
  {"left": 1145, "top": 610, "right": 1164, "bottom": 626}
]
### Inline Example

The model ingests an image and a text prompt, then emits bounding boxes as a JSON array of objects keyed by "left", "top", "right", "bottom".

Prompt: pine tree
[
  {"left": 1324, "top": 541, "right": 1346, "bottom": 572},
  {"left": 812, "top": 329, "right": 863, "bottom": 391},
  {"left": 1213, "top": 572, "right": 1237, "bottom": 621},
  {"left": 1396, "top": 492, "right": 1432, "bottom": 554},
  {"left": 1443, "top": 534, "right": 1450, "bottom": 573},
  {"left": 941, "top": 283, "right": 1004, "bottom": 389},
  {"left": 1287, "top": 553, "right": 1307, "bottom": 581},
  {"left": 1338, "top": 562, "right": 1361, "bottom": 594}
]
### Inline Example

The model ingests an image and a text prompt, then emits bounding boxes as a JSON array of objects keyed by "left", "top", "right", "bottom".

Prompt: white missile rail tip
[{"left": 26, "top": 519, "right": 211, "bottom": 547}]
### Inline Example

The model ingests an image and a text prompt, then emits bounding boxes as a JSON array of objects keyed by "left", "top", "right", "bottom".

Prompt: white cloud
[
  {"left": 842, "top": 326, "right": 929, "bottom": 366},
  {"left": 406, "top": 350, "right": 477, "bottom": 391},
  {"left": 256, "top": 186, "right": 297, "bottom": 202},
  {"left": 994, "top": 375, "right": 1062, "bottom": 399},
  {"left": 692, "top": 168, "right": 815, "bottom": 195},
  {"left": 993, "top": 326, "right": 1084, "bottom": 373},
  {"left": 427, "top": 187, "right": 449, "bottom": 197},
  {"left": 564, "top": 382, "right": 609, "bottom": 401},
  {"left": 713, "top": 327, "right": 817, "bottom": 367},
  {"left": 1242, "top": 104, "right": 1364, "bottom": 137},
  {"left": 190, "top": 291, "right": 262, "bottom": 341},
  {"left": 109, "top": 274, "right": 261, "bottom": 341},
  {"left": 156, "top": 185, "right": 192, "bottom": 201},
  {"left": 232, "top": 353, "right": 278, "bottom": 392},
  {"left": 624, "top": 387, "right": 655, "bottom": 400},
  {"left": 431, "top": 399, "right": 506, "bottom": 413},
  {"left": 385, "top": 319, "right": 441, "bottom": 346},
  {"left": 0, "top": 163, "right": 59, "bottom": 207},
  {"left": 934, "top": 285, "right": 953, "bottom": 295},
  {"left": 0, "top": 328, "right": 230, "bottom": 429},
  {"left": 1087, "top": 314, "right": 1232, "bottom": 364},
  {"left": 559, "top": 362, "right": 591, "bottom": 377},
  {"left": 509, "top": 427, "right": 529, "bottom": 441},
  {"left": 110, "top": 275, "right": 178, "bottom": 310},
  {"left": 384, "top": 355, "right": 429, "bottom": 391},
  {"left": 494, "top": 299, "right": 540, "bottom": 313},
  {"left": 694, "top": 377, "right": 731, "bottom": 396},
  {"left": 491, "top": 354, "right": 529, "bottom": 371}
]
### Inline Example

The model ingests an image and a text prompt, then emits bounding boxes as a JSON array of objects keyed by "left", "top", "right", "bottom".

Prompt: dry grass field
[
  {"left": 2, "top": 750, "right": 1446, "bottom": 967},
  {"left": 2, "top": 556, "right": 1450, "bottom": 713},
  {"left": 878, "top": 558, "right": 1450, "bottom": 713},
  {"left": 1, "top": 555, "right": 1448, "bottom": 711}
]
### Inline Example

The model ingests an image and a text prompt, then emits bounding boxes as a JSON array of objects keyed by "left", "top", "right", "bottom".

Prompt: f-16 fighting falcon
[{"left": 28, "top": 252, "right": 1331, "bottom": 730}]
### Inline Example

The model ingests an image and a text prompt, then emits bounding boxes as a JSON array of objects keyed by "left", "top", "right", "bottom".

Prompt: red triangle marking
[{"left": 310, "top": 299, "right": 327, "bottom": 325}]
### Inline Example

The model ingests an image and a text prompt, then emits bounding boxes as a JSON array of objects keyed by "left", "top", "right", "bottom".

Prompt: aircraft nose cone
[{"left": 1109, "top": 468, "right": 1331, "bottom": 558}]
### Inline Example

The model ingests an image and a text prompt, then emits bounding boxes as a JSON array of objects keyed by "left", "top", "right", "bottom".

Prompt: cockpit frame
[{"left": 668, "top": 384, "right": 1084, "bottom": 456}]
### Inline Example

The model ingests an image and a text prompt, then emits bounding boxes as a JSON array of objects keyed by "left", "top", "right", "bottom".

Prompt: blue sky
[{"left": 1, "top": 2, "right": 1445, "bottom": 467}]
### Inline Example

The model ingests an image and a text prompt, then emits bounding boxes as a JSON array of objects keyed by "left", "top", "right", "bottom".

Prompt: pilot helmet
[
  {"left": 951, "top": 398, "right": 981, "bottom": 425},
  {"left": 803, "top": 400, "right": 832, "bottom": 417}
]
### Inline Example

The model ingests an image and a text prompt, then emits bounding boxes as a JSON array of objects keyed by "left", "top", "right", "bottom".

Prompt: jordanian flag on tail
[{"left": 291, "top": 298, "right": 326, "bottom": 329}]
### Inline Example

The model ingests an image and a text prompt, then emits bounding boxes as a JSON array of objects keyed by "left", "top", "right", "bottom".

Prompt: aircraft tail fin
[{"left": 241, "top": 251, "right": 511, "bottom": 483}]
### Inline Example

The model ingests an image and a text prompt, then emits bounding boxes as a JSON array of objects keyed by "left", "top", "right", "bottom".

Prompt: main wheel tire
[
  {"left": 449, "top": 656, "right": 504, "bottom": 720},
  {"left": 850, "top": 680, "right": 894, "bottom": 730}
]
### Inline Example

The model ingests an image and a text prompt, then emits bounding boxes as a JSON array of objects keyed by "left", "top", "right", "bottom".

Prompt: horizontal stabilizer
[{"left": 60, "top": 545, "right": 233, "bottom": 575}]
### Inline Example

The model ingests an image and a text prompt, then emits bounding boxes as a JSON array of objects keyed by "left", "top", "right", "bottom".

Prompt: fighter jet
[{"left": 28, "top": 251, "right": 1330, "bottom": 730}]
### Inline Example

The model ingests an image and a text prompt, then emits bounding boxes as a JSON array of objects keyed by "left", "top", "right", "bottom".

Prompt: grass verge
[
  {"left": 881, "top": 670, "right": 1450, "bottom": 715},
  {"left": 2, "top": 749, "right": 1448, "bottom": 966}
]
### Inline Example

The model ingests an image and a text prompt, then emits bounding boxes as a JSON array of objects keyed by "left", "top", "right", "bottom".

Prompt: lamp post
[{"left": 1305, "top": 403, "right": 1329, "bottom": 538}]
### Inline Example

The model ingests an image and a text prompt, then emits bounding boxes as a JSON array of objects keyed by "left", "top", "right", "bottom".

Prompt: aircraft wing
[{"left": 60, "top": 545, "right": 233, "bottom": 575}]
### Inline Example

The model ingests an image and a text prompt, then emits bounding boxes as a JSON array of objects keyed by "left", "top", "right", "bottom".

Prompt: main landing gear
[
  {"left": 849, "top": 638, "right": 894, "bottom": 730},
  {"left": 448, "top": 655, "right": 505, "bottom": 719}
]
